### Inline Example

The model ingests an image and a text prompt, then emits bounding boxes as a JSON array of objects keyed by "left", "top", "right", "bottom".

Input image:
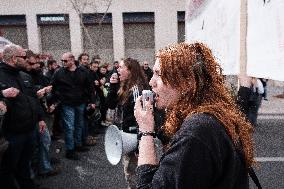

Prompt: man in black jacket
[
  {"left": 24, "top": 50, "right": 61, "bottom": 177},
  {"left": 45, "top": 60, "right": 58, "bottom": 82},
  {"left": 142, "top": 61, "right": 153, "bottom": 83},
  {"left": 51, "top": 52, "right": 96, "bottom": 160},
  {"left": 0, "top": 45, "right": 46, "bottom": 189}
]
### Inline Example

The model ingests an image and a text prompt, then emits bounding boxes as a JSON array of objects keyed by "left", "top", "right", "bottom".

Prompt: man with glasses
[
  {"left": 0, "top": 45, "right": 47, "bottom": 189},
  {"left": 24, "top": 50, "right": 61, "bottom": 178},
  {"left": 50, "top": 52, "right": 96, "bottom": 160}
]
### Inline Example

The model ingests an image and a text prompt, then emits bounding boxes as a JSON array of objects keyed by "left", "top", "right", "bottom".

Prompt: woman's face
[
  {"left": 100, "top": 67, "right": 107, "bottom": 75},
  {"left": 90, "top": 63, "right": 99, "bottom": 72},
  {"left": 149, "top": 58, "right": 179, "bottom": 109},
  {"left": 117, "top": 60, "right": 130, "bottom": 82}
]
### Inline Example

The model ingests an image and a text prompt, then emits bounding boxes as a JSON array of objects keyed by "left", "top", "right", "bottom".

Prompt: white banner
[
  {"left": 0, "top": 36, "right": 14, "bottom": 51},
  {"left": 186, "top": 0, "right": 240, "bottom": 75},
  {"left": 247, "top": 0, "right": 284, "bottom": 81}
]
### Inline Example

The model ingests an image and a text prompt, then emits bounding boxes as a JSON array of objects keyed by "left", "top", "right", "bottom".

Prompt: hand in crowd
[
  {"left": 37, "top": 85, "right": 53, "bottom": 98},
  {"left": 38, "top": 120, "right": 46, "bottom": 134},
  {"left": 94, "top": 80, "right": 100, "bottom": 86},
  {"left": 134, "top": 96, "right": 155, "bottom": 132},
  {"left": 44, "top": 85, "right": 53, "bottom": 93},
  {"left": 238, "top": 75, "right": 252, "bottom": 88},
  {"left": 88, "top": 104, "right": 96, "bottom": 109},
  {"left": 47, "top": 104, "right": 56, "bottom": 113},
  {"left": 0, "top": 101, "right": 7, "bottom": 114},
  {"left": 2, "top": 87, "right": 20, "bottom": 98},
  {"left": 110, "top": 73, "right": 119, "bottom": 84},
  {"left": 37, "top": 88, "right": 46, "bottom": 98}
]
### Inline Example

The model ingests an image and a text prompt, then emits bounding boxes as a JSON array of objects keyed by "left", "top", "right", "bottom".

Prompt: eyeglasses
[
  {"left": 16, "top": 55, "right": 27, "bottom": 59},
  {"left": 61, "top": 59, "right": 68, "bottom": 63}
]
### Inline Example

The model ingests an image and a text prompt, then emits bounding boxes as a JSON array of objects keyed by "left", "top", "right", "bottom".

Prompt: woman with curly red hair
[{"left": 134, "top": 42, "right": 255, "bottom": 188}]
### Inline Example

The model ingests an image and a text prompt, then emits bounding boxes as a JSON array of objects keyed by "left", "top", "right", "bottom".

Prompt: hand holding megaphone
[
  {"left": 134, "top": 96, "right": 155, "bottom": 133},
  {"left": 105, "top": 90, "right": 156, "bottom": 166}
]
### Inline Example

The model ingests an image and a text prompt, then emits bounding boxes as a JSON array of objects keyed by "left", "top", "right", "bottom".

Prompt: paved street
[
  {"left": 39, "top": 95, "right": 284, "bottom": 189},
  {"left": 38, "top": 129, "right": 127, "bottom": 189}
]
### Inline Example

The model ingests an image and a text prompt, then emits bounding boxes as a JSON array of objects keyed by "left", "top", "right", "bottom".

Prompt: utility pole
[{"left": 240, "top": 0, "right": 248, "bottom": 76}]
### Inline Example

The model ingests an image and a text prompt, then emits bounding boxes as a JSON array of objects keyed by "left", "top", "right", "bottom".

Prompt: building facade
[{"left": 0, "top": 0, "right": 186, "bottom": 65}]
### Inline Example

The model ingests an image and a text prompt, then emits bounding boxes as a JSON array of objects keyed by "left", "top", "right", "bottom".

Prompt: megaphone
[{"left": 104, "top": 125, "right": 137, "bottom": 165}]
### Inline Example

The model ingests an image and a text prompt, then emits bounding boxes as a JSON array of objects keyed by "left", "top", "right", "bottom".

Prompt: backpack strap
[{"left": 248, "top": 167, "right": 262, "bottom": 189}]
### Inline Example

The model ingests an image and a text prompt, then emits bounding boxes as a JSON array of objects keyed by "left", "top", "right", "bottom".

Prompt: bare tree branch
[{"left": 69, "top": 0, "right": 113, "bottom": 55}]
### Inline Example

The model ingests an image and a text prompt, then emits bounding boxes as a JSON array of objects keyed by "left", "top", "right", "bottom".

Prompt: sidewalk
[{"left": 258, "top": 86, "right": 284, "bottom": 115}]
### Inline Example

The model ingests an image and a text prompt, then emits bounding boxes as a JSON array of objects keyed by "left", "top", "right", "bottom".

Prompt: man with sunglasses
[
  {"left": 23, "top": 50, "right": 61, "bottom": 178},
  {"left": 50, "top": 52, "right": 96, "bottom": 160},
  {"left": 0, "top": 45, "right": 47, "bottom": 189}
]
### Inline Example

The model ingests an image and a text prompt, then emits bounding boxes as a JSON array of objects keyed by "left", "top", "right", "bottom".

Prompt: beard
[{"left": 15, "top": 61, "right": 27, "bottom": 71}]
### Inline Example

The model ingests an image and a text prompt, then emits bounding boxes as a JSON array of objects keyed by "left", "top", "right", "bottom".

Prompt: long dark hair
[{"left": 118, "top": 58, "right": 149, "bottom": 104}]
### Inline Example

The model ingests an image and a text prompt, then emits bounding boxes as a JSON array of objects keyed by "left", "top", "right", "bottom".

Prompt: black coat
[
  {"left": 144, "top": 68, "right": 153, "bottom": 82},
  {"left": 106, "top": 83, "right": 139, "bottom": 133},
  {"left": 50, "top": 66, "right": 96, "bottom": 106},
  {"left": 0, "top": 63, "right": 44, "bottom": 134},
  {"left": 137, "top": 113, "right": 249, "bottom": 189},
  {"left": 27, "top": 70, "right": 50, "bottom": 90}
]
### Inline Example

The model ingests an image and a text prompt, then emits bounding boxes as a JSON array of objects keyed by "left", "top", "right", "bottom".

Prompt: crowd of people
[
  {"left": 0, "top": 44, "right": 154, "bottom": 189},
  {"left": 0, "top": 42, "right": 266, "bottom": 189}
]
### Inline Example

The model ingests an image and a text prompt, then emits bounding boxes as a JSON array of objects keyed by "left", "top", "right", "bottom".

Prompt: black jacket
[
  {"left": 51, "top": 66, "right": 95, "bottom": 106},
  {"left": 0, "top": 63, "right": 44, "bottom": 134},
  {"left": 237, "top": 86, "right": 251, "bottom": 118},
  {"left": 144, "top": 68, "right": 153, "bottom": 82},
  {"left": 106, "top": 83, "right": 139, "bottom": 133},
  {"left": 27, "top": 70, "right": 50, "bottom": 90},
  {"left": 45, "top": 69, "right": 55, "bottom": 82},
  {"left": 137, "top": 113, "right": 249, "bottom": 189}
]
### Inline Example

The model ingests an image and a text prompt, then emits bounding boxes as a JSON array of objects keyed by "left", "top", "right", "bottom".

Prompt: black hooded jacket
[{"left": 0, "top": 63, "right": 44, "bottom": 134}]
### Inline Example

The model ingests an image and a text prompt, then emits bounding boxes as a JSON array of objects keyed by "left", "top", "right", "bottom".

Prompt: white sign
[
  {"left": 0, "top": 36, "right": 13, "bottom": 50},
  {"left": 186, "top": 0, "right": 240, "bottom": 75},
  {"left": 247, "top": 0, "right": 284, "bottom": 81},
  {"left": 40, "top": 16, "right": 65, "bottom": 22}
]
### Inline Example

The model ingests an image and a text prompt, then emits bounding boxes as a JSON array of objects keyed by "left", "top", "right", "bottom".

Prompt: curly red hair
[{"left": 157, "top": 42, "right": 255, "bottom": 167}]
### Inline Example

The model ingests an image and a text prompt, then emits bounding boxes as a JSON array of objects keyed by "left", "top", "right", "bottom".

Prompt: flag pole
[{"left": 240, "top": 0, "right": 248, "bottom": 76}]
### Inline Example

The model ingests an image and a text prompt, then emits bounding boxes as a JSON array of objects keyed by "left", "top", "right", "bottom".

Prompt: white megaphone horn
[{"left": 104, "top": 125, "right": 137, "bottom": 165}]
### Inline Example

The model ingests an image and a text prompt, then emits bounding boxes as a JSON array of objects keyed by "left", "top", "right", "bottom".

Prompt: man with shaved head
[
  {"left": 50, "top": 52, "right": 96, "bottom": 160},
  {"left": 0, "top": 45, "right": 47, "bottom": 188}
]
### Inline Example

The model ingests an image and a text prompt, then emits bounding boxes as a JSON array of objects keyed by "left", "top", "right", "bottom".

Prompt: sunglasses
[
  {"left": 61, "top": 59, "right": 68, "bottom": 63},
  {"left": 16, "top": 55, "right": 27, "bottom": 59}
]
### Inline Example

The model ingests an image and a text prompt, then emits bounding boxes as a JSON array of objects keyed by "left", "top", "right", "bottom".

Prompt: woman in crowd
[
  {"left": 134, "top": 42, "right": 255, "bottom": 189},
  {"left": 106, "top": 58, "right": 149, "bottom": 189}
]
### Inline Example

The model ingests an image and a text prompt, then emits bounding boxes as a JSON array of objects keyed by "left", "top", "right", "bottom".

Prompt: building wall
[
  {"left": 2, "top": 25, "right": 28, "bottom": 48},
  {"left": 124, "top": 23, "right": 155, "bottom": 64},
  {"left": 83, "top": 24, "right": 114, "bottom": 63},
  {"left": 40, "top": 25, "right": 71, "bottom": 61},
  {"left": 0, "top": 0, "right": 186, "bottom": 65}
]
